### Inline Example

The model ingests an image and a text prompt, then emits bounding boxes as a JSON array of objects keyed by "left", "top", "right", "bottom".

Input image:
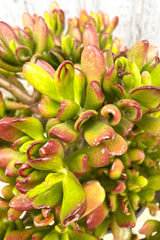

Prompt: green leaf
[
  {"left": 128, "top": 192, "right": 140, "bottom": 211},
  {"left": 111, "top": 216, "right": 132, "bottom": 240},
  {"left": 39, "top": 139, "right": 64, "bottom": 158},
  {"left": 101, "top": 33, "right": 112, "bottom": 51},
  {"left": 68, "top": 229, "right": 97, "bottom": 240},
  {"left": 73, "top": 68, "right": 86, "bottom": 106},
  {"left": 144, "top": 175, "right": 160, "bottom": 191},
  {"left": 43, "top": 229, "right": 60, "bottom": 240},
  {"left": 105, "top": 133, "right": 128, "bottom": 156},
  {"left": 28, "top": 154, "right": 64, "bottom": 171},
  {"left": 23, "top": 62, "right": 61, "bottom": 101},
  {"left": 93, "top": 218, "right": 109, "bottom": 239},
  {"left": 139, "top": 219, "right": 160, "bottom": 237},
  {"left": 110, "top": 83, "right": 125, "bottom": 101},
  {"left": 84, "top": 80, "right": 104, "bottom": 110},
  {"left": 127, "top": 175, "right": 148, "bottom": 192},
  {"left": 11, "top": 117, "right": 44, "bottom": 140},
  {"left": 19, "top": 140, "right": 35, "bottom": 153},
  {"left": 74, "top": 110, "right": 97, "bottom": 131},
  {"left": 109, "top": 158, "right": 124, "bottom": 179},
  {"left": 0, "top": 42, "right": 17, "bottom": 65},
  {"left": 4, "top": 229, "right": 34, "bottom": 240},
  {"left": 49, "top": 121, "right": 79, "bottom": 143},
  {"left": 85, "top": 142, "right": 110, "bottom": 168},
  {"left": 33, "top": 182, "right": 62, "bottom": 209},
  {"left": 9, "top": 193, "right": 34, "bottom": 211},
  {"left": 35, "top": 59, "right": 55, "bottom": 78},
  {"left": 0, "top": 148, "right": 21, "bottom": 169},
  {"left": 136, "top": 115, "right": 160, "bottom": 136},
  {"left": 106, "top": 16, "right": 119, "bottom": 34},
  {"left": 0, "top": 221, "right": 7, "bottom": 238},
  {"left": 15, "top": 46, "right": 32, "bottom": 63},
  {"left": 54, "top": 61, "right": 75, "bottom": 100},
  {"left": 113, "top": 116, "right": 134, "bottom": 136},
  {"left": 57, "top": 99, "right": 79, "bottom": 121},
  {"left": 81, "top": 45, "right": 106, "bottom": 85},
  {"left": 0, "top": 58, "right": 22, "bottom": 72},
  {"left": 138, "top": 188, "right": 155, "bottom": 202},
  {"left": 18, "top": 28, "right": 34, "bottom": 51},
  {"left": 116, "top": 203, "right": 136, "bottom": 228},
  {"left": 0, "top": 21, "right": 18, "bottom": 45},
  {"left": 107, "top": 193, "right": 118, "bottom": 212},
  {"left": 12, "top": 135, "right": 32, "bottom": 151},
  {"left": 0, "top": 117, "right": 24, "bottom": 142},
  {"left": 65, "top": 152, "right": 88, "bottom": 173},
  {"left": 117, "top": 99, "right": 142, "bottom": 121},
  {"left": 0, "top": 92, "right": 5, "bottom": 118},
  {"left": 44, "top": 12, "right": 52, "bottom": 31},
  {"left": 61, "top": 35, "right": 74, "bottom": 56},
  {"left": 84, "top": 119, "right": 115, "bottom": 147},
  {"left": 27, "top": 182, "right": 50, "bottom": 198},
  {"left": 46, "top": 118, "right": 60, "bottom": 136},
  {"left": 27, "top": 141, "right": 64, "bottom": 171},
  {"left": 103, "top": 50, "right": 114, "bottom": 67},
  {"left": 85, "top": 202, "right": 109, "bottom": 229},
  {"left": 60, "top": 232, "right": 70, "bottom": 240},
  {"left": 3, "top": 221, "right": 15, "bottom": 239},
  {"left": 122, "top": 75, "right": 135, "bottom": 92},
  {"left": 0, "top": 169, "right": 15, "bottom": 184},
  {"left": 141, "top": 57, "right": 159, "bottom": 73},
  {"left": 5, "top": 153, "right": 26, "bottom": 177},
  {"left": 60, "top": 171, "right": 86, "bottom": 227},
  {"left": 130, "top": 85, "right": 160, "bottom": 109},
  {"left": 33, "top": 16, "right": 49, "bottom": 54},
  {"left": 127, "top": 40, "right": 149, "bottom": 70},
  {"left": 83, "top": 180, "right": 106, "bottom": 216},
  {"left": 83, "top": 23, "right": 99, "bottom": 47},
  {"left": 47, "top": 47, "right": 66, "bottom": 69},
  {"left": 127, "top": 148, "right": 145, "bottom": 164},
  {"left": 38, "top": 97, "right": 60, "bottom": 118},
  {"left": 151, "top": 63, "right": 160, "bottom": 87},
  {"left": 45, "top": 172, "right": 65, "bottom": 185},
  {"left": 102, "top": 66, "right": 118, "bottom": 100},
  {"left": 141, "top": 71, "right": 151, "bottom": 85},
  {"left": 101, "top": 104, "right": 121, "bottom": 126},
  {"left": 126, "top": 60, "right": 141, "bottom": 88},
  {"left": 51, "top": 9, "right": 65, "bottom": 36}
]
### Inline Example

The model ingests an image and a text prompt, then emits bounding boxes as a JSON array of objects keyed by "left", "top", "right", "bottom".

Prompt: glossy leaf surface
[
  {"left": 84, "top": 119, "right": 115, "bottom": 147},
  {"left": 60, "top": 171, "right": 86, "bottom": 227},
  {"left": 33, "top": 182, "right": 62, "bottom": 209},
  {"left": 49, "top": 121, "right": 79, "bottom": 143},
  {"left": 11, "top": 117, "right": 44, "bottom": 140},
  {"left": 130, "top": 85, "right": 160, "bottom": 109},
  {"left": 23, "top": 62, "right": 61, "bottom": 101},
  {"left": 81, "top": 45, "right": 106, "bottom": 85}
]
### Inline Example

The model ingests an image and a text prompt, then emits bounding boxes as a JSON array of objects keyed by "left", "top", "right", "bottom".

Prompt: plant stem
[{"left": 0, "top": 74, "right": 41, "bottom": 105}]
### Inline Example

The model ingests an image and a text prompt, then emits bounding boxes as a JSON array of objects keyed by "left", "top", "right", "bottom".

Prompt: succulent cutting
[{"left": 0, "top": 1, "right": 160, "bottom": 240}]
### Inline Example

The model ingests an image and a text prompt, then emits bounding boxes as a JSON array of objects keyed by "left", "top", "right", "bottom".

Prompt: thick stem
[
  {"left": 0, "top": 75, "right": 31, "bottom": 104},
  {"left": 8, "top": 75, "right": 28, "bottom": 93},
  {"left": 0, "top": 75, "right": 41, "bottom": 105},
  {"left": 32, "top": 88, "right": 41, "bottom": 103}
]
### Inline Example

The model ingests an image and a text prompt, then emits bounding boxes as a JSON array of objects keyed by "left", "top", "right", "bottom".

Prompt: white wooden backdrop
[{"left": 0, "top": 0, "right": 160, "bottom": 51}]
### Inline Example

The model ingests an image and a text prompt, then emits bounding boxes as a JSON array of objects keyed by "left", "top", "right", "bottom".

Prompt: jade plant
[{"left": 0, "top": 1, "right": 160, "bottom": 240}]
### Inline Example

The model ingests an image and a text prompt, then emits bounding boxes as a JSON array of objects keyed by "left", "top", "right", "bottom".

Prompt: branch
[
  {"left": 0, "top": 74, "right": 41, "bottom": 105},
  {"left": 32, "top": 88, "right": 41, "bottom": 102}
]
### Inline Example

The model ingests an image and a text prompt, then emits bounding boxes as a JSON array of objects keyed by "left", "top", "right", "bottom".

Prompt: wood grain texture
[{"left": 0, "top": 0, "right": 160, "bottom": 49}]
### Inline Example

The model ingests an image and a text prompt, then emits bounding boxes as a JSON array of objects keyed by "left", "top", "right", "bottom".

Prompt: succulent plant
[{"left": 0, "top": 1, "right": 160, "bottom": 240}]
